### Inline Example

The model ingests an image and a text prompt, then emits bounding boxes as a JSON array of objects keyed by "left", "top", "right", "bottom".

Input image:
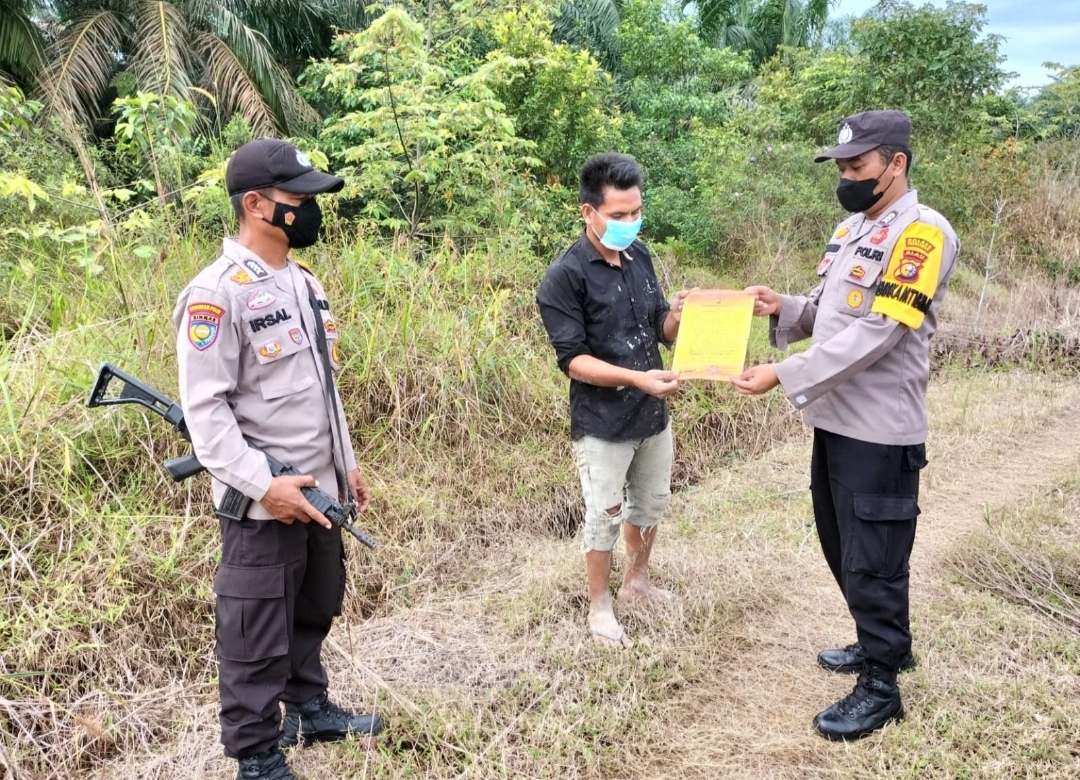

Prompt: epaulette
[{"left": 294, "top": 259, "right": 315, "bottom": 276}]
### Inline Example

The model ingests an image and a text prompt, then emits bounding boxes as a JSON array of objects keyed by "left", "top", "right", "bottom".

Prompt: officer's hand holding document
[{"left": 671, "top": 289, "right": 755, "bottom": 381}]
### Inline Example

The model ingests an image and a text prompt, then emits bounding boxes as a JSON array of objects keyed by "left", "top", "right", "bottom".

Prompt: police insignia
[
  {"left": 872, "top": 222, "right": 946, "bottom": 329},
  {"left": 849, "top": 265, "right": 866, "bottom": 280},
  {"left": 244, "top": 259, "right": 269, "bottom": 279},
  {"left": 284, "top": 211, "right": 296, "bottom": 226},
  {"left": 869, "top": 228, "right": 889, "bottom": 245},
  {"left": 879, "top": 210, "right": 899, "bottom": 226},
  {"left": 289, "top": 328, "right": 304, "bottom": 345},
  {"left": 187, "top": 303, "right": 224, "bottom": 351},
  {"left": 230, "top": 270, "right": 254, "bottom": 285},
  {"left": 247, "top": 289, "right": 277, "bottom": 310},
  {"left": 817, "top": 255, "right": 834, "bottom": 276},
  {"left": 838, "top": 124, "right": 853, "bottom": 144},
  {"left": 847, "top": 289, "right": 863, "bottom": 309},
  {"left": 323, "top": 317, "right": 337, "bottom": 335},
  {"left": 331, "top": 342, "right": 341, "bottom": 364},
  {"left": 834, "top": 227, "right": 850, "bottom": 239},
  {"left": 259, "top": 341, "right": 283, "bottom": 359}
]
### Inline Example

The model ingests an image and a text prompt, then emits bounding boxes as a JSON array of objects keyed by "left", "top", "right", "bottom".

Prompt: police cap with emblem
[
  {"left": 814, "top": 110, "right": 911, "bottom": 163},
  {"left": 226, "top": 138, "right": 345, "bottom": 195}
]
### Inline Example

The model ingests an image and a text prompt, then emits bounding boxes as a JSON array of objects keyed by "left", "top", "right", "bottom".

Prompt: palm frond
[
  {"left": 194, "top": 29, "right": 278, "bottom": 136},
  {"left": 130, "top": 1, "right": 193, "bottom": 99},
  {"left": 0, "top": 2, "right": 46, "bottom": 85},
  {"left": 553, "top": 0, "right": 623, "bottom": 73},
  {"left": 38, "top": 10, "right": 126, "bottom": 127}
]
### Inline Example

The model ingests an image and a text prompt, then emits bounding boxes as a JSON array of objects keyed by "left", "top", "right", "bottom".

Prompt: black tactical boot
[
  {"left": 279, "top": 691, "right": 383, "bottom": 749},
  {"left": 817, "top": 642, "right": 916, "bottom": 674},
  {"left": 236, "top": 746, "right": 298, "bottom": 780},
  {"left": 813, "top": 662, "right": 904, "bottom": 741}
]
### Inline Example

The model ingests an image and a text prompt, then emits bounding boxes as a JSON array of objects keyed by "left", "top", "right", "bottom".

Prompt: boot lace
[{"left": 242, "top": 749, "right": 296, "bottom": 780}]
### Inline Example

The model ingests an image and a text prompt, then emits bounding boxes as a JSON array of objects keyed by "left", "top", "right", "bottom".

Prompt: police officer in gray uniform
[
  {"left": 174, "top": 139, "right": 383, "bottom": 779},
  {"left": 732, "top": 111, "right": 959, "bottom": 740}
]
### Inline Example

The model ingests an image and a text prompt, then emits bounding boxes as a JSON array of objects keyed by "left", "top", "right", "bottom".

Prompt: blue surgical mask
[{"left": 590, "top": 208, "right": 642, "bottom": 251}]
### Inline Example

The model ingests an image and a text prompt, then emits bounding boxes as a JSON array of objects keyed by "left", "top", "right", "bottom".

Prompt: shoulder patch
[
  {"left": 294, "top": 259, "right": 314, "bottom": 276},
  {"left": 871, "top": 222, "right": 945, "bottom": 329},
  {"left": 188, "top": 302, "right": 225, "bottom": 350}
]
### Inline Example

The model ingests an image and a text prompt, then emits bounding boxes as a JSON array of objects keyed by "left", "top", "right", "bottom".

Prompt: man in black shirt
[{"left": 537, "top": 153, "right": 689, "bottom": 650}]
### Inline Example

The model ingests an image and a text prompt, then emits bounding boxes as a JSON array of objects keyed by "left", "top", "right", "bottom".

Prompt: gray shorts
[{"left": 571, "top": 423, "right": 673, "bottom": 552}]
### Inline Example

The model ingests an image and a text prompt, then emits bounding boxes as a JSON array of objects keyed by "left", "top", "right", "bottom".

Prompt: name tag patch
[
  {"left": 249, "top": 308, "right": 293, "bottom": 333},
  {"left": 855, "top": 246, "right": 885, "bottom": 263}
]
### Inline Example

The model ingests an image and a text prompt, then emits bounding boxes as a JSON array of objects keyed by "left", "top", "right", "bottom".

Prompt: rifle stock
[{"left": 87, "top": 362, "right": 377, "bottom": 549}]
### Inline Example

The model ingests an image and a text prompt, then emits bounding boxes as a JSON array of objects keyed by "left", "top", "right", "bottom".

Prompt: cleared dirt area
[{"left": 83, "top": 371, "right": 1080, "bottom": 780}]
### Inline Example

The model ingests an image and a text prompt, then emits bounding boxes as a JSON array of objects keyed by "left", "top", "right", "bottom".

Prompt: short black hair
[
  {"left": 579, "top": 152, "right": 643, "bottom": 207},
  {"left": 877, "top": 145, "right": 913, "bottom": 175},
  {"left": 230, "top": 188, "right": 274, "bottom": 222}
]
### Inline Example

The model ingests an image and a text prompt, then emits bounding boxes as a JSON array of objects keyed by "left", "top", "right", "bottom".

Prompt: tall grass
[{"left": 0, "top": 223, "right": 795, "bottom": 776}]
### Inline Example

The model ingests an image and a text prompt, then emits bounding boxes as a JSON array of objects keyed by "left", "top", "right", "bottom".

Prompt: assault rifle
[{"left": 86, "top": 362, "right": 377, "bottom": 549}]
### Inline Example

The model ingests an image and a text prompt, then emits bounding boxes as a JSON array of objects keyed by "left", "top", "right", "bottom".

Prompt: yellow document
[{"left": 671, "top": 289, "right": 755, "bottom": 380}]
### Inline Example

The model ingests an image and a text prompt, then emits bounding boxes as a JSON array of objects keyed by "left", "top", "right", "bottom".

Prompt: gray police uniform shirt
[
  {"left": 173, "top": 238, "right": 356, "bottom": 520},
  {"left": 771, "top": 190, "right": 959, "bottom": 446}
]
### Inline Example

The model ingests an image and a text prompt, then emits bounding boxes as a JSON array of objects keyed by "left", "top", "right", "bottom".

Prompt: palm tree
[
  {"left": 0, "top": 0, "right": 46, "bottom": 88},
  {"left": 552, "top": 0, "right": 625, "bottom": 74},
  {"left": 690, "top": 0, "right": 832, "bottom": 65},
  {"left": 2, "top": 1, "right": 370, "bottom": 136}
]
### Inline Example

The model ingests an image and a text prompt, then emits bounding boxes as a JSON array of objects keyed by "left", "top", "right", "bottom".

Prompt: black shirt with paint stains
[{"left": 537, "top": 232, "right": 672, "bottom": 442}]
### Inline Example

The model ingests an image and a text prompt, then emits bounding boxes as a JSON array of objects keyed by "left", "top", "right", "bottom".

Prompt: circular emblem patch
[
  {"left": 847, "top": 289, "right": 864, "bottom": 309},
  {"left": 295, "top": 150, "right": 312, "bottom": 168},
  {"left": 838, "top": 124, "right": 854, "bottom": 144}
]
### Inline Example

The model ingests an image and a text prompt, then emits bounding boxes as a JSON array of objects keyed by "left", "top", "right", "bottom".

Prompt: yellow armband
[{"left": 871, "top": 222, "right": 945, "bottom": 329}]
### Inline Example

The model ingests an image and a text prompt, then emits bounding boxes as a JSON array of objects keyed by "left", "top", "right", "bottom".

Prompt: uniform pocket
[
  {"left": 833, "top": 263, "right": 882, "bottom": 317},
  {"left": 241, "top": 313, "right": 316, "bottom": 400},
  {"left": 848, "top": 493, "right": 919, "bottom": 577},
  {"left": 213, "top": 563, "right": 290, "bottom": 661}
]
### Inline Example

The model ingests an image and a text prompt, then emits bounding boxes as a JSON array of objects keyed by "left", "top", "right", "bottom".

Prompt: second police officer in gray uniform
[
  {"left": 732, "top": 111, "right": 959, "bottom": 740},
  {"left": 174, "top": 139, "right": 383, "bottom": 780}
]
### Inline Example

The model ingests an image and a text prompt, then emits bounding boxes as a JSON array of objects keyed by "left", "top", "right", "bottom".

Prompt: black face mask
[
  {"left": 264, "top": 198, "right": 323, "bottom": 248},
  {"left": 836, "top": 160, "right": 896, "bottom": 213}
]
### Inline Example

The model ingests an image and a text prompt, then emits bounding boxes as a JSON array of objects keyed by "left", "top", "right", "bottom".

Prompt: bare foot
[
  {"left": 587, "top": 605, "right": 632, "bottom": 650},
  {"left": 617, "top": 580, "right": 677, "bottom": 604}
]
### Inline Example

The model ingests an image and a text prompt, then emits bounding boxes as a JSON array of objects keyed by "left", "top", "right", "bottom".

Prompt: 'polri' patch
[{"left": 188, "top": 303, "right": 224, "bottom": 351}]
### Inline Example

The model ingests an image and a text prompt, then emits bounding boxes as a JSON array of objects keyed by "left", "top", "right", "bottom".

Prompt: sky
[{"left": 835, "top": 0, "right": 1078, "bottom": 89}]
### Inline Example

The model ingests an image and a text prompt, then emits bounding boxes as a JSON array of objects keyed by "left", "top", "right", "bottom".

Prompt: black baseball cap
[
  {"left": 225, "top": 138, "right": 344, "bottom": 195},
  {"left": 814, "top": 110, "right": 912, "bottom": 163}
]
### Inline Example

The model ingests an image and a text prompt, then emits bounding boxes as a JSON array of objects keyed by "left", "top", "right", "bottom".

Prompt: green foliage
[
  {"left": 486, "top": 1, "right": 622, "bottom": 186},
  {"left": 112, "top": 93, "right": 199, "bottom": 204},
  {"left": 313, "top": 7, "right": 541, "bottom": 244},
  {"left": 849, "top": 0, "right": 1009, "bottom": 142},
  {"left": 1033, "top": 63, "right": 1080, "bottom": 140},
  {"left": 616, "top": 0, "right": 753, "bottom": 245},
  {"left": 692, "top": 0, "right": 831, "bottom": 66}
]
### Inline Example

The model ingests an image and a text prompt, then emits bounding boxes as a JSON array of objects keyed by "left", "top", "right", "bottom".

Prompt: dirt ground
[{"left": 82, "top": 370, "right": 1080, "bottom": 780}]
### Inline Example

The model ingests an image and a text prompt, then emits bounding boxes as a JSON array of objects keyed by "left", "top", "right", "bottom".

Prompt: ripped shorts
[{"left": 571, "top": 423, "right": 673, "bottom": 553}]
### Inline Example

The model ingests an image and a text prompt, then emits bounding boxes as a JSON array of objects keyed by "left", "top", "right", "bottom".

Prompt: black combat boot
[
  {"left": 813, "top": 662, "right": 904, "bottom": 740},
  {"left": 279, "top": 691, "right": 384, "bottom": 749},
  {"left": 817, "top": 642, "right": 916, "bottom": 674},
  {"left": 236, "top": 746, "right": 298, "bottom": 780}
]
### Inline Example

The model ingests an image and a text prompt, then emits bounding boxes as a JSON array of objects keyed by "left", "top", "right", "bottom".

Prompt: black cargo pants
[
  {"left": 810, "top": 428, "right": 926, "bottom": 671},
  {"left": 213, "top": 514, "right": 346, "bottom": 759}
]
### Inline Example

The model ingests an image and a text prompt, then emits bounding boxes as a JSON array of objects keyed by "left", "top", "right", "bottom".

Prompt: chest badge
[
  {"left": 834, "top": 226, "right": 850, "bottom": 240},
  {"left": 869, "top": 228, "right": 890, "bottom": 245},
  {"left": 230, "top": 270, "right": 254, "bottom": 286},
  {"left": 259, "top": 341, "right": 283, "bottom": 359},
  {"left": 289, "top": 328, "right": 304, "bottom": 345},
  {"left": 847, "top": 290, "right": 864, "bottom": 310},
  {"left": 848, "top": 265, "right": 866, "bottom": 281},
  {"left": 247, "top": 290, "right": 277, "bottom": 310}
]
